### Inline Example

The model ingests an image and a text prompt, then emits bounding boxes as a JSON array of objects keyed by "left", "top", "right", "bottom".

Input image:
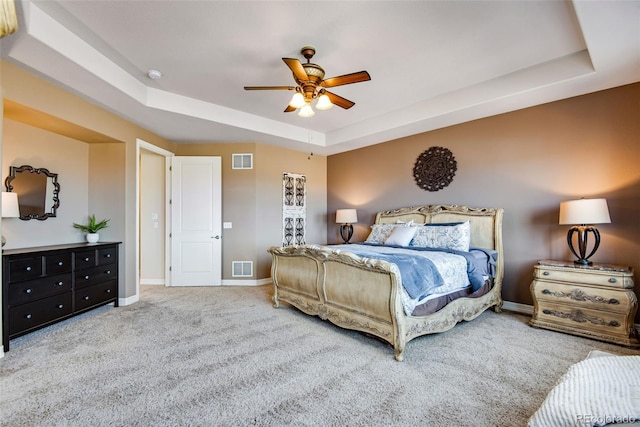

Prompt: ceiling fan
[{"left": 244, "top": 46, "right": 371, "bottom": 117}]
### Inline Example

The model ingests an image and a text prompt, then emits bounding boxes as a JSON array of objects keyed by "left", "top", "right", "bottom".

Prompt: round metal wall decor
[{"left": 413, "top": 146, "right": 457, "bottom": 192}]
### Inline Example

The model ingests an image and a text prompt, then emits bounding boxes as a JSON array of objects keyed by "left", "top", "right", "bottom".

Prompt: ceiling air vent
[{"left": 232, "top": 153, "right": 253, "bottom": 170}]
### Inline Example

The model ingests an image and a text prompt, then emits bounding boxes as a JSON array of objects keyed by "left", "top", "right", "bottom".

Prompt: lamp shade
[
  {"left": 315, "top": 93, "right": 333, "bottom": 110},
  {"left": 559, "top": 198, "right": 611, "bottom": 225},
  {"left": 2, "top": 192, "right": 20, "bottom": 218},
  {"left": 336, "top": 208, "right": 357, "bottom": 224}
]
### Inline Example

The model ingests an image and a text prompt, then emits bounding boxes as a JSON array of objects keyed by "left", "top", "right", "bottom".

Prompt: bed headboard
[{"left": 374, "top": 205, "right": 504, "bottom": 281}]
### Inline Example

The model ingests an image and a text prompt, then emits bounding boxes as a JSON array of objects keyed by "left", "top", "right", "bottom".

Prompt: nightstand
[{"left": 530, "top": 260, "right": 639, "bottom": 347}]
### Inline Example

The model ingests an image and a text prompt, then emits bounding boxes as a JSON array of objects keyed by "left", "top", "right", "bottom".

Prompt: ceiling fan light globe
[
  {"left": 289, "top": 92, "right": 305, "bottom": 109},
  {"left": 298, "top": 103, "right": 315, "bottom": 117},
  {"left": 315, "top": 94, "right": 333, "bottom": 110}
]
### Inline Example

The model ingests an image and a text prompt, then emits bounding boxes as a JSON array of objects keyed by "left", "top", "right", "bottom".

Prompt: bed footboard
[{"left": 269, "top": 245, "right": 408, "bottom": 359}]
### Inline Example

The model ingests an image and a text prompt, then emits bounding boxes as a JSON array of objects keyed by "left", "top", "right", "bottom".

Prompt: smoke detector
[{"left": 147, "top": 69, "right": 162, "bottom": 80}]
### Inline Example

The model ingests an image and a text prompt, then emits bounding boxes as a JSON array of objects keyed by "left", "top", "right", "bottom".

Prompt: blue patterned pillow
[
  {"left": 364, "top": 224, "right": 397, "bottom": 244},
  {"left": 410, "top": 221, "right": 471, "bottom": 251}
]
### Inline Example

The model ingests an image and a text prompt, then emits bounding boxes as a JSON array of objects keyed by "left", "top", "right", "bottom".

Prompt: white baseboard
[
  {"left": 221, "top": 278, "right": 272, "bottom": 286},
  {"left": 119, "top": 293, "right": 139, "bottom": 306},
  {"left": 140, "top": 279, "right": 165, "bottom": 285}
]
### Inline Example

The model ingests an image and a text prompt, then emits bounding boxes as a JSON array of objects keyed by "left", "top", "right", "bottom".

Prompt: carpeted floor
[{"left": 1, "top": 285, "right": 638, "bottom": 426}]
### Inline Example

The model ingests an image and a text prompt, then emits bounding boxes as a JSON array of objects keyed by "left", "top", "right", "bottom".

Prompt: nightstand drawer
[
  {"left": 532, "top": 280, "right": 634, "bottom": 314},
  {"left": 534, "top": 301, "right": 632, "bottom": 339},
  {"left": 535, "top": 266, "right": 632, "bottom": 289}
]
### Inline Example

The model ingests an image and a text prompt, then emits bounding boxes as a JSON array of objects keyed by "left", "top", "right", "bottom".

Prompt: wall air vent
[
  {"left": 232, "top": 153, "right": 253, "bottom": 170},
  {"left": 232, "top": 261, "right": 253, "bottom": 277}
]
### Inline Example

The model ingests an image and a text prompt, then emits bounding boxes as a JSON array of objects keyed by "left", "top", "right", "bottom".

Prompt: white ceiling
[{"left": 1, "top": 0, "right": 639, "bottom": 155}]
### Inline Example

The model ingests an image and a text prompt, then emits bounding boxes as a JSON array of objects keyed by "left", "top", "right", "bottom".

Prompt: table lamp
[
  {"left": 2, "top": 191, "right": 20, "bottom": 247},
  {"left": 336, "top": 208, "right": 357, "bottom": 244},
  {"left": 559, "top": 198, "right": 610, "bottom": 265}
]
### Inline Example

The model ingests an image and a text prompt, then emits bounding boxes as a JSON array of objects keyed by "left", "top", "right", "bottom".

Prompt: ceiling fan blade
[
  {"left": 321, "top": 71, "right": 371, "bottom": 88},
  {"left": 284, "top": 105, "right": 296, "bottom": 113},
  {"left": 325, "top": 91, "right": 355, "bottom": 109},
  {"left": 244, "top": 86, "right": 295, "bottom": 91},
  {"left": 282, "top": 58, "right": 309, "bottom": 82}
]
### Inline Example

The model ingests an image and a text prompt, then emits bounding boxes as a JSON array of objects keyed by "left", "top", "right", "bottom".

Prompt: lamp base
[
  {"left": 340, "top": 224, "right": 354, "bottom": 244},
  {"left": 567, "top": 225, "right": 600, "bottom": 266}
]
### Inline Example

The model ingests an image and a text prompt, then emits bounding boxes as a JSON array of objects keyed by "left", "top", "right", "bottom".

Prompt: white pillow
[
  {"left": 410, "top": 221, "right": 471, "bottom": 252},
  {"left": 384, "top": 226, "right": 418, "bottom": 246}
]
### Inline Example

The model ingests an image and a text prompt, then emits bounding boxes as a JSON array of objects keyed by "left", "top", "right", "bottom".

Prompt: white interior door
[{"left": 170, "top": 156, "right": 222, "bottom": 286}]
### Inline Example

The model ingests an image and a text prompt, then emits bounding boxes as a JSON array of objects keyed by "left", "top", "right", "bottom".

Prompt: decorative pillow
[
  {"left": 364, "top": 224, "right": 398, "bottom": 244},
  {"left": 384, "top": 226, "right": 418, "bottom": 246},
  {"left": 410, "top": 221, "right": 471, "bottom": 251}
]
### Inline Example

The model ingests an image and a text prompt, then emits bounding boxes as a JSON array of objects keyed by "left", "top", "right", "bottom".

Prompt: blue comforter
[{"left": 328, "top": 243, "right": 488, "bottom": 300}]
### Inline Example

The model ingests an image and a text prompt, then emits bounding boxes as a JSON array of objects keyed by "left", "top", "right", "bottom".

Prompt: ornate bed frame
[{"left": 268, "top": 205, "right": 504, "bottom": 361}]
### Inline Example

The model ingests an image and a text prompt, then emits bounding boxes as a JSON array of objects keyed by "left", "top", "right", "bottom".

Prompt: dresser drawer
[
  {"left": 97, "top": 247, "right": 117, "bottom": 266},
  {"left": 534, "top": 301, "right": 632, "bottom": 340},
  {"left": 535, "top": 266, "right": 633, "bottom": 289},
  {"left": 532, "top": 279, "right": 634, "bottom": 314},
  {"left": 74, "top": 264, "right": 117, "bottom": 289},
  {"left": 8, "top": 256, "right": 43, "bottom": 283},
  {"left": 9, "top": 292, "right": 73, "bottom": 336},
  {"left": 75, "top": 250, "right": 96, "bottom": 271},
  {"left": 45, "top": 253, "right": 73, "bottom": 275},
  {"left": 8, "top": 273, "right": 72, "bottom": 306},
  {"left": 75, "top": 280, "right": 117, "bottom": 311}
]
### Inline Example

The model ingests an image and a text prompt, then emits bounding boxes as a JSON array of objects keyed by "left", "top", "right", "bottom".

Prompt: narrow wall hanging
[
  {"left": 282, "top": 172, "right": 306, "bottom": 246},
  {"left": 413, "top": 146, "right": 457, "bottom": 191}
]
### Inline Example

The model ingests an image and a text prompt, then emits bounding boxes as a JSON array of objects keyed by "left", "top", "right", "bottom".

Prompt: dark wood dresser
[{"left": 2, "top": 242, "right": 120, "bottom": 352}]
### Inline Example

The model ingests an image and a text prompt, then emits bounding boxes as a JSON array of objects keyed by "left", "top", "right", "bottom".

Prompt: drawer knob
[
  {"left": 58, "top": 261, "right": 63, "bottom": 266},
  {"left": 57, "top": 304, "right": 64, "bottom": 309},
  {"left": 542, "top": 289, "right": 551, "bottom": 294},
  {"left": 106, "top": 254, "right": 111, "bottom": 258},
  {"left": 106, "top": 289, "right": 111, "bottom": 293},
  {"left": 610, "top": 321, "right": 620, "bottom": 327},
  {"left": 543, "top": 271, "right": 550, "bottom": 276},
  {"left": 26, "top": 314, "right": 32, "bottom": 319},
  {"left": 84, "top": 257, "right": 90, "bottom": 262},
  {"left": 56, "top": 281, "right": 63, "bottom": 286},
  {"left": 84, "top": 275, "right": 90, "bottom": 280},
  {"left": 106, "top": 270, "right": 111, "bottom": 274},
  {"left": 25, "top": 288, "right": 32, "bottom": 294},
  {"left": 84, "top": 296, "right": 90, "bottom": 300},
  {"left": 609, "top": 298, "right": 619, "bottom": 304},
  {"left": 608, "top": 278, "right": 617, "bottom": 283},
  {"left": 26, "top": 266, "right": 32, "bottom": 271}
]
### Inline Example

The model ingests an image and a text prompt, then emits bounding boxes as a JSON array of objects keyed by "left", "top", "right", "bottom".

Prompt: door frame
[{"left": 136, "top": 139, "right": 174, "bottom": 299}]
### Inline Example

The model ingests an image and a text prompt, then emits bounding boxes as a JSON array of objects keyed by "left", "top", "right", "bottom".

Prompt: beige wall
[
  {"left": 175, "top": 143, "right": 327, "bottom": 280},
  {"left": 2, "top": 119, "right": 89, "bottom": 247},
  {"left": 0, "top": 61, "right": 175, "bottom": 308},
  {"left": 327, "top": 83, "right": 640, "bottom": 316},
  {"left": 140, "top": 150, "right": 166, "bottom": 282}
]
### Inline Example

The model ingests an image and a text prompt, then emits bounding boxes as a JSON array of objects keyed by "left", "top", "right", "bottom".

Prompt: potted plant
[{"left": 73, "top": 214, "right": 109, "bottom": 243}]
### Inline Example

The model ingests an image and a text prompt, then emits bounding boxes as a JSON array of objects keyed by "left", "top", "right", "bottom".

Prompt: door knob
[{"left": 212, "top": 235, "right": 220, "bottom": 239}]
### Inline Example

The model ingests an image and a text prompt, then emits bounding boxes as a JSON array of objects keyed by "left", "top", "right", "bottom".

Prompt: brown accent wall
[{"left": 327, "top": 83, "right": 640, "bottom": 313}]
